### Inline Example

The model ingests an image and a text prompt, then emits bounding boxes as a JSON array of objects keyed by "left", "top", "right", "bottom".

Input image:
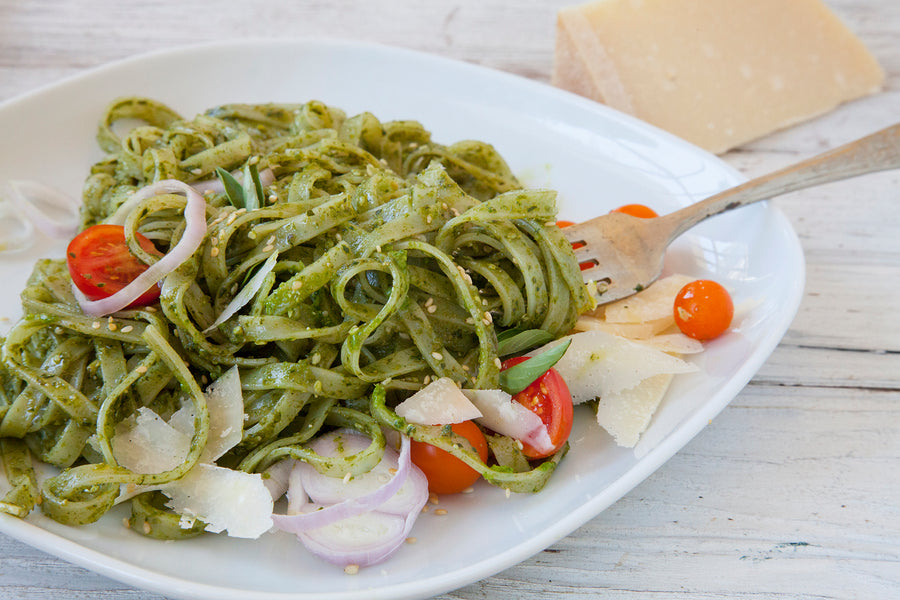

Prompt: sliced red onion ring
[
  {"left": 271, "top": 432, "right": 421, "bottom": 535},
  {"left": 273, "top": 431, "right": 428, "bottom": 568},
  {"left": 297, "top": 508, "right": 417, "bottom": 567},
  {"left": 190, "top": 167, "right": 276, "bottom": 196},
  {"left": 0, "top": 201, "right": 35, "bottom": 254},
  {"left": 298, "top": 431, "right": 428, "bottom": 516},
  {"left": 202, "top": 251, "right": 279, "bottom": 333},
  {"left": 76, "top": 180, "right": 208, "bottom": 317},
  {"left": 4, "top": 180, "right": 80, "bottom": 238},
  {"left": 463, "top": 389, "right": 555, "bottom": 455}
]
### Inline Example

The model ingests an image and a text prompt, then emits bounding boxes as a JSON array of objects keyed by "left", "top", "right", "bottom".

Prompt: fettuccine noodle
[{"left": 0, "top": 97, "right": 591, "bottom": 536}]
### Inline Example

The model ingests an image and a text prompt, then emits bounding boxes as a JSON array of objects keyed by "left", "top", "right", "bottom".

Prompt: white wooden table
[{"left": 1, "top": 1, "right": 898, "bottom": 598}]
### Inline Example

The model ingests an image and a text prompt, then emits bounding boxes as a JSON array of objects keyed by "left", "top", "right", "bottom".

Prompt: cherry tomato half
[
  {"left": 612, "top": 204, "right": 658, "bottom": 218},
  {"left": 410, "top": 420, "right": 488, "bottom": 494},
  {"left": 501, "top": 357, "right": 574, "bottom": 459},
  {"left": 66, "top": 224, "right": 163, "bottom": 307},
  {"left": 673, "top": 279, "right": 734, "bottom": 341}
]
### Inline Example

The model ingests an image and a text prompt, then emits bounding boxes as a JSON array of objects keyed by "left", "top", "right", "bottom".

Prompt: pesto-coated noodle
[{"left": 0, "top": 97, "right": 592, "bottom": 535}]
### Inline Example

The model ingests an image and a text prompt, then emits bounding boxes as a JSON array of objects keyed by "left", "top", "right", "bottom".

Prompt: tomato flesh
[
  {"left": 410, "top": 420, "right": 488, "bottom": 494},
  {"left": 66, "top": 224, "right": 163, "bottom": 307},
  {"left": 673, "top": 279, "right": 734, "bottom": 341},
  {"left": 612, "top": 204, "right": 658, "bottom": 218},
  {"left": 501, "top": 357, "right": 574, "bottom": 459}
]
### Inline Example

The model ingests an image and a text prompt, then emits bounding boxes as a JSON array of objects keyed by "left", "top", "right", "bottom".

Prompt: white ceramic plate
[{"left": 0, "top": 40, "right": 804, "bottom": 600}]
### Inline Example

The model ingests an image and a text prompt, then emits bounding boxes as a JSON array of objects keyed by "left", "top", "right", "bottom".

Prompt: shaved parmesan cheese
[
  {"left": 462, "top": 389, "right": 554, "bottom": 455},
  {"left": 575, "top": 314, "right": 670, "bottom": 339},
  {"left": 637, "top": 332, "right": 704, "bottom": 355},
  {"left": 595, "top": 373, "right": 674, "bottom": 447},
  {"left": 395, "top": 377, "right": 482, "bottom": 425},
  {"left": 112, "top": 407, "right": 190, "bottom": 474},
  {"left": 162, "top": 464, "right": 273, "bottom": 539},
  {"left": 530, "top": 329, "right": 697, "bottom": 404},
  {"left": 199, "top": 366, "right": 244, "bottom": 461},
  {"left": 601, "top": 274, "right": 694, "bottom": 324}
]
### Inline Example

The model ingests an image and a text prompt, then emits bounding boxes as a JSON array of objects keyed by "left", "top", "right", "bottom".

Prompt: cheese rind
[{"left": 553, "top": 0, "right": 885, "bottom": 154}]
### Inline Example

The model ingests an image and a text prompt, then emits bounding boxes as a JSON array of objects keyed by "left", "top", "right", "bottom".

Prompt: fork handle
[{"left": 660, "top": 122, "right": 900, "bottom": 242}]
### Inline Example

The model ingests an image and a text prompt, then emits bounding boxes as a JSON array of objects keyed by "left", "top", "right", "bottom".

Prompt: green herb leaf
[
  {"left": 498, "top": 338, "right": 571, "bottom": 395},
  {"left": 242, "top": 161, "right": 264, "bottom": 211},
  {"left": 496, "top": 328, "right": 555, "bottom": 356},
  {"left": 216, "top": 167, "right": 245, "bottom": 208}
]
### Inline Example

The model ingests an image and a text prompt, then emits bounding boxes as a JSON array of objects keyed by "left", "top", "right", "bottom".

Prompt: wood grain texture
[{"left": 0, "top": 1, "right": 897, "bottom": 599}]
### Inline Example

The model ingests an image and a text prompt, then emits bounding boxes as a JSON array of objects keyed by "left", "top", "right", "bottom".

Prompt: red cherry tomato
[
  {"left": 612, "top": 204, "right": 658, "bottom": 218},
  {"left": 66, "top": 224, "right": 163, "bottom": 307},
  {"left": 501, "top": 357, "right": 574, "bottom": 459},
  {"left": 673, "top": 279, "right": 734, "bottom": 341},
  {"left": 410, "top": 420, "right": 488, "bottom": 494}
]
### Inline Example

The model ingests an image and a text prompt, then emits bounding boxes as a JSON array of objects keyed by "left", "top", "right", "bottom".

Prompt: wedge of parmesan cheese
[{"left": 553, "top": 0, "right": 884, "bottom": 153}]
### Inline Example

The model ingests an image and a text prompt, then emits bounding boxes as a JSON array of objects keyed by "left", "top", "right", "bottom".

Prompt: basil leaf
[
  {"left": 242, "top": 161, "right": 264, "bottom": 211},
  {"left": 497, "top": 328, "right": 554, "bottom": 356},
  {"left": 498, "top": 338, "right": 571, "bottom": 395},
  {"left": 216, "top": 167, "right": 245, "bottom": 208}
]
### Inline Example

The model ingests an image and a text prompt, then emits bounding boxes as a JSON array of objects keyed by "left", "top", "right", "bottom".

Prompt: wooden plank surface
[{"left": 0, "top": 0, "right": 897, "bottom": 598}]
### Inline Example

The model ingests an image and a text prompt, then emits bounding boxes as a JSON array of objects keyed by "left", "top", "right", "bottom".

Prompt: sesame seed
[
  {"left": 313, "top": 380, "right": 324, "bottom": 394},
  {"left": 247, "top": 230, "right": 258, "bottom": 239},
  {"left": 425, "top": 214, "right": 432, "bottom": 224},
  {"left": 108, "top": 322, "right": 118, "bottom": 331},
  {"left": 423, "top": 375, "right": 431, "bottom": 385},
  {"left": 343, "top": 565, "right": 359, "bottom": 575},
  {"left": 210, "top": 236, "right": 219, "bottom": 246},
  {"left": 335, "top": 233, "right": 342, "bottom": 241},
  {"left": 483, "top": 311, "right": 493, "bottom": 323},
  {"left": 121, "top": 325, "right": 134, "bottom": 333},
  {"left": 268, "top": 194, "right": 277, "bottom": 203},
  {"left": 450, "top": 207, "right": 460, "bottom": 217},
  {"left": 388, "top": 467, "right": 398, "bottom": 474},
  {"left": 291, "top": 280, "right": 303, "bottom": 290},
  {"left": 505, "top": 488, "right": 511, "bottom": 499},
  {"left": 494, "top": 358, "right": 502, "bottom": 369},
  {"left": 375, "top": 245, "right": 382, "bottom": 253},
  {"left": 431, "top": 352, "right": 443, "bottom": 361},
  {"left": 434, "top": 508, "right": 448, "bottom": 516},
  {"left": 405, "top": 537, "right": 417, "bottom": 544},
  {"left": 142, "top": 522, "right": 152, "bottom": 535},
  {"left": 441, "top": 202, "right": 448, "bottom": 210},
  {"left": 342, "top": 472, "right": 352, "bottom": 484},
  {"left": 145, "top": 306, "right": 156, "bottom": 312},
  {"left": 191, "top": 168, "right": 203, "bottom": 175},
  {"left": 421, "top": 505, "right": 430, "bottom": 513},
  {"left": 249, "top": 155, "right": 260, "bottom": 165},
  {"left": 263, "top": 244, "right": 274, "bottom": 253},
  {"left": 424, "top": 297, "right": 433, "bottom": 307},
  {"left": 462, "top": 364, "right": 470, "bottom": 371},
  {"left": 429, "top": 493, "right": 439, "bottom": 505},
  {"left": 210, "top": 247, "right": 220, "bottom": 257},
  {"left": 91, "top": 321, "right": 101, "bottom": 329},
  {"left": 462, "top": 487, "right": 475, "bottom": 494},
  {"left": 136, "top": 365, "right": 148, "bottom": 374},
  {"left": 427, "top": 304, "right": 437, "bottom": 313}
]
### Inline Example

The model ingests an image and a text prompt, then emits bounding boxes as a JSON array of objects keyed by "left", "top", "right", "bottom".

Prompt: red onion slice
[
  {"left": 297, "top": 509, "right": 413, "bottom": 567},
  {"left": 271, "top": 432, "right": 422, "bottom": 535},
  {"left": 0, "top": 201, "right": 35, "bottom": 254},
  {"left": 5, "top": 180, "right": 80, "bottom": 238},
  {"left": 75, "top": 180, "right": 208, "bottom": 317}
]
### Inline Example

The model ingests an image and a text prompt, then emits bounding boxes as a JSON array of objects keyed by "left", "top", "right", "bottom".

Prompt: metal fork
[{"left": 561, "top": 122, "right": 900, "bottom": 305}]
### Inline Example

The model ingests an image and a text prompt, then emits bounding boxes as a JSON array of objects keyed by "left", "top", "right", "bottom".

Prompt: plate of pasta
[{"left": 0, "top": 40, "right": 804, "bottom": 600}]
